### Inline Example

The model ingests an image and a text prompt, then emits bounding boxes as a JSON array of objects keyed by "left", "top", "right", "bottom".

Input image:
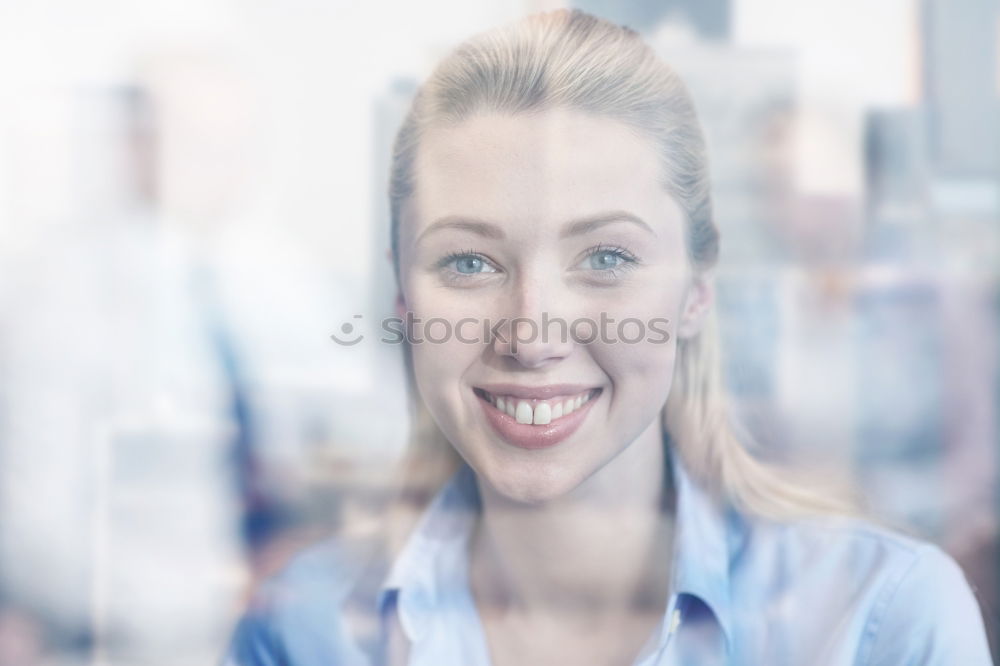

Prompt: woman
[{"left": 224, "top": 10, "right": 993, "bottom": 665}]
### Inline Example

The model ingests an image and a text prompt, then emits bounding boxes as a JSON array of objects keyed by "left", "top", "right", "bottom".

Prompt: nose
[{"left": 492, "top": 278, "right": 575, "bottom": 369}]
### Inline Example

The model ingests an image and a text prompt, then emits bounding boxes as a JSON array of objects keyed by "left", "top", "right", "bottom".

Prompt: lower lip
[{"left": 475, "top": 389, "right": 602, "bottom": 450}]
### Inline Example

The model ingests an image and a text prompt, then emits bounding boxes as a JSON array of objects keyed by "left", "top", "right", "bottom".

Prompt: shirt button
[{"left": 669, "top": 608, "right": 682, "bottom": 635}]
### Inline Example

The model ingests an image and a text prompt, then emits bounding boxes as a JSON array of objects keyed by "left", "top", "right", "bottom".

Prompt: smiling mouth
[{"left": 472, "top": 387, "right": 602, "bottom": 425}]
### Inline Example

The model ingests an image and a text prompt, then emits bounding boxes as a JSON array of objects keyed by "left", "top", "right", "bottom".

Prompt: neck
[{"left": 469, "top": 420, "right": 675, "bottom": 622}]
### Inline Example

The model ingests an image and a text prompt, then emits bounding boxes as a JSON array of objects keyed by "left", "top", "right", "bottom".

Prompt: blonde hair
[{"left": 382, "top": 10, "right": 857, "bottom": 548}]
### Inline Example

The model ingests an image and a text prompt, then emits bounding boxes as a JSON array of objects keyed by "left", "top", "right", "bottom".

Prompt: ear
[
  {"left": 675, "top": 271, "right": 714, "bottom": 340},
  {"left": 388, "top": 247, "right": 407, "bottom": 319},
  {"left": 394, "top": 290, "right": 408, "bottom": 320}
]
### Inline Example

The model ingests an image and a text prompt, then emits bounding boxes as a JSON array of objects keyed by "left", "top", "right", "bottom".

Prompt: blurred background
[{"left": 0, "top": 0, "right": 996, "bottom": 663}]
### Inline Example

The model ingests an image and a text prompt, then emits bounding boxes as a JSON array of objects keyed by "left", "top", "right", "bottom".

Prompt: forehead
[{"left": 408, "top": 108, "right": 676, "bottom": 235}]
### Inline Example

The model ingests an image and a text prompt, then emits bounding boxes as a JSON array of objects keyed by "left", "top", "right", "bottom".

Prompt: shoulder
[
  {"left": 222, "top": 535, "right": 379, "bottom": 666},
  {"left": 858, "top": 536, "right": 993, "bottom": 665},
  {"left": 730, "top": 513, "right": 993, "bottom": 665},
  {"left": 731, "top": 510, "right": 930, "bottom": 592}
]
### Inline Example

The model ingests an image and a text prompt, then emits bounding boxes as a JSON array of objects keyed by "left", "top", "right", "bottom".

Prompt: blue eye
[
  {"left": 438, "top": 251, "right": 499, "bottom": 277},
  {"left": 455, "top": 255, "right": 485, "bottom": 273},
  {"left": 581, "top": 245, "right": 639, "bottom": 274},
  {"left": 589, "top": 249, "right": 627, "bottom": 270}
]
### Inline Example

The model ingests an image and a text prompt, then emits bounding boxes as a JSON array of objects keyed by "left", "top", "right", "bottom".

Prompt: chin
[{"left": 474, "top": 455, "right": 590, "bottom": 506}]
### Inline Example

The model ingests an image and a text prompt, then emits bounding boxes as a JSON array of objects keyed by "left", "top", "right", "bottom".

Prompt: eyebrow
[
  {"left": 415, "top": 217, "right": 506, "bottom": 245},
  {"left": 558, "top": 211, "right": 657, "bottom": 239},
  {"left": 415, "top": 210, "right": 656, "bottom": 245}
]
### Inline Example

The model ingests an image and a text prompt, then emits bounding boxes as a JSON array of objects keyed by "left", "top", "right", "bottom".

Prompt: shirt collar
[
  {"left": 377, "top": 448, "right": 733, "bottom": 649},
  {"left": 669, "top": 452, "right": 734, "bottom": 649},
  {"left": 376, "top": 463, "right": 480, "bottom": 638}
]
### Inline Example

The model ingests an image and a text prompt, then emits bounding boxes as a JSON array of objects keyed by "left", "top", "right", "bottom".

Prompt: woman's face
[{"left": 396, "top": 108, "right": 711, "bottom": 504}]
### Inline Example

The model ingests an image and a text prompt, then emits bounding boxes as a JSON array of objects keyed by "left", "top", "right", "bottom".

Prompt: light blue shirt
[{"left": 223, "top": 453, "right": 993, "bottom": 665}]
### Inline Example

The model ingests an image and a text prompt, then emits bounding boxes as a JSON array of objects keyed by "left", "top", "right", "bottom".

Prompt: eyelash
[
  {"left": 432, "top": 249, "right": 493, "bottom": 286},
  {"left": 586, "top": 244, "right": 641, "bottom": 281},
  {"left": 435, "top": 244, "right": 642, "bottom": 283},
  {"left": 437, "top": 248, "right": 481, "bottom": 266}
]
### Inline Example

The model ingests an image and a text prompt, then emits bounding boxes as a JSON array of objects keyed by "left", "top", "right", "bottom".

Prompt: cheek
[
  {"left": 405, "top": 291, "right": 488, "bottom": 424},
  {"left": 578, "top": 270, "right": 687, "bottom": 347},
  {"left": 584, "top": 279, "right": 685, "bottom": 414},
  {"left": 409, "top": 324, "right": 479, "bottom": 392},
  {"left": 588, "top": 335, "right": 678, "bottom": 460},
  {"left": 600, "top": 334, "right": 677, "bottom": 400},
  {"left": 410, "top": 337, "right": 476, "bottom": 453}
]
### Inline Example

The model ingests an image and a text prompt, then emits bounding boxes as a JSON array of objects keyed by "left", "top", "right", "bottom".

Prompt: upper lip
[{"left": 474, "top": 383, "right": 600, "bottom": 399}]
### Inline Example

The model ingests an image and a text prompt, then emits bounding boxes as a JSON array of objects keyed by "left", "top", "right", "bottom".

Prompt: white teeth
[
  {"left": 485, "top": 389, "right": 597, "bottom": 425},
  {"left": 533, "top": 403, "right": 551, "bottom": 425},
  {"left": 515, "top": 400, "right": 533, "bottom": 424}
]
